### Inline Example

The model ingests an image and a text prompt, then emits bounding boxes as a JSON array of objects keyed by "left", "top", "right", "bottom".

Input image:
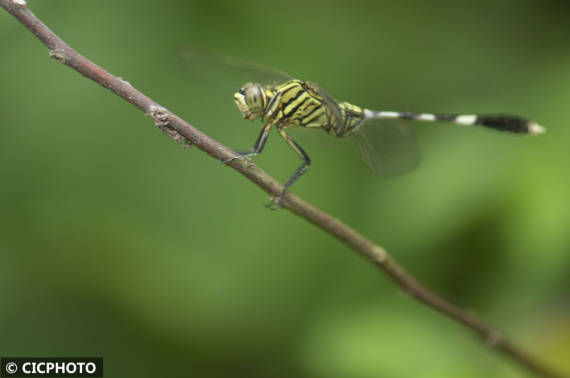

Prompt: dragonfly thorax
[{"left": 233, "top": 82, "right": 268, "bottom": 121}]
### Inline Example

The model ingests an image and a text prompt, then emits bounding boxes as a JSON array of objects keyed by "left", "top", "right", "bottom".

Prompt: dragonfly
[{"left": 181, "top": 48, "right": 545, "bottom": 210}]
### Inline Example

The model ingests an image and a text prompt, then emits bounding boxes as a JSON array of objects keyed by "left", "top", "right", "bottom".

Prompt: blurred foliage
[{"left": 0, "top": 0, "right": 569, "bottom": 377}]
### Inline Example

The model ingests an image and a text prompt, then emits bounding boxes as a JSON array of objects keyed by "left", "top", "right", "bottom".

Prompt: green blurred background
[{"left": 1, "top": 0, "right": 569, "bottom": 377}]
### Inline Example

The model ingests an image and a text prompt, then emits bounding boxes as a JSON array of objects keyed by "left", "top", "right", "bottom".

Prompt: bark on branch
[{"left": 0, "top": 1, "right": 563, "bottom": 376}]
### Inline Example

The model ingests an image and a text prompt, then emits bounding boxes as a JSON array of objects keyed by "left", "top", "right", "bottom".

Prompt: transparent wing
[
  {"left": 175, "top": 45, "right": 296, "bottom": 129},
  {"left": 351, "top": 117, "right": 420, "bottom": 176},
  {"left": 309, "top": 82, "right": 419, "bottom": 176},
  {"left": 301, "top": 82, "right": 419, "bottom": 176},
  {"left": 179, "top": 45, "right": 292, "bottom": 89}
]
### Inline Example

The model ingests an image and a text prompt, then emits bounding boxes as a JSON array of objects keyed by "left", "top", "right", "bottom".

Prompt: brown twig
[{"left": 0, "top": 1, "right": 564, "bottom": 377}]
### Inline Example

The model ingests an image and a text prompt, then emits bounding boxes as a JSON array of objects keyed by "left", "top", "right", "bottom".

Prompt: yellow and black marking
[{"left": 228, "top": 79, "right": 545, "bottom": 209}]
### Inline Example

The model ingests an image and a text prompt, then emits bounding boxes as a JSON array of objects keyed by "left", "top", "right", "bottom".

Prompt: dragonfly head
[{"left": 234, "top": 82, "right": 267, "bottom": 121}]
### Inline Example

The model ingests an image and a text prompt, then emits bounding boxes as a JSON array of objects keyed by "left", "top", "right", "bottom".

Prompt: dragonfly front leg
[
  {"left": 267, "top": 129, "right": 311, "bottom": 210},
  {"left": 222, "top": 121, "right": 273, "bottom": 163}
]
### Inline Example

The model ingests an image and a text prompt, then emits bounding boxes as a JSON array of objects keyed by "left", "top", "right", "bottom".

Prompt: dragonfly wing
[
  {"left": 179, "top": 45, "right": 293, "bottom": 89},
  {"left": 351, "top": 117, "right": 420, "bottom": 176}
]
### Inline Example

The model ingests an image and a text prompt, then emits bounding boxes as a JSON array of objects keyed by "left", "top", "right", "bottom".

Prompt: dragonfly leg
[
  {"left": 267, "top": 129, "right": 311, "bottom": 210},
  {"left": 222, "top": 121, "right": 273, "bottom": 163}
]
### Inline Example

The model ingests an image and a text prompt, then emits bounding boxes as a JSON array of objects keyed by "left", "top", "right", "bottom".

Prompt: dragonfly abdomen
[{"left": 362, "top": 110, "right": 545, "bottom": 135}]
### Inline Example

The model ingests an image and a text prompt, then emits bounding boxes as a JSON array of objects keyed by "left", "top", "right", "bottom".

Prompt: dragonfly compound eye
[
  {"left": 234, "top": 82, "right": 265, "bottom": 121},
  {"left": 244, "top": 84, "right": 266, "bottom": 114}
]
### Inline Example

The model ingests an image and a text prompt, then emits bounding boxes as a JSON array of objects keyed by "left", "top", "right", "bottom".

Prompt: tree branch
[{"left": 0, "top": 1, "right": 563, "bottom": 377}]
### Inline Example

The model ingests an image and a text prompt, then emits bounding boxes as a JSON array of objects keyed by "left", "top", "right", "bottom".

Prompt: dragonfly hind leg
[
  {"left": 267, "top": 129, "right": 311, "bottom": 210},
  {"left": 222, "top": 121, "right": 273, "bottom": 163}
]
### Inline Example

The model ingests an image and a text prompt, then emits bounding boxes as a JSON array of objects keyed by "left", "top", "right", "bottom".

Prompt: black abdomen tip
[{"left": 475, "top": 115, "right": 545, "bottom": 135}]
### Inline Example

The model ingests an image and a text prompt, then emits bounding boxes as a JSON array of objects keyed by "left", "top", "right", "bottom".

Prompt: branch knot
[
  {"left": 49, "top": 49, "right": 67, "bottom": 63},
  {"left": 10, "top": 0, "right": 26, "bottom": 7},
  {"left": 149, "top": 105, "right": 192, "bottom": 148}
]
